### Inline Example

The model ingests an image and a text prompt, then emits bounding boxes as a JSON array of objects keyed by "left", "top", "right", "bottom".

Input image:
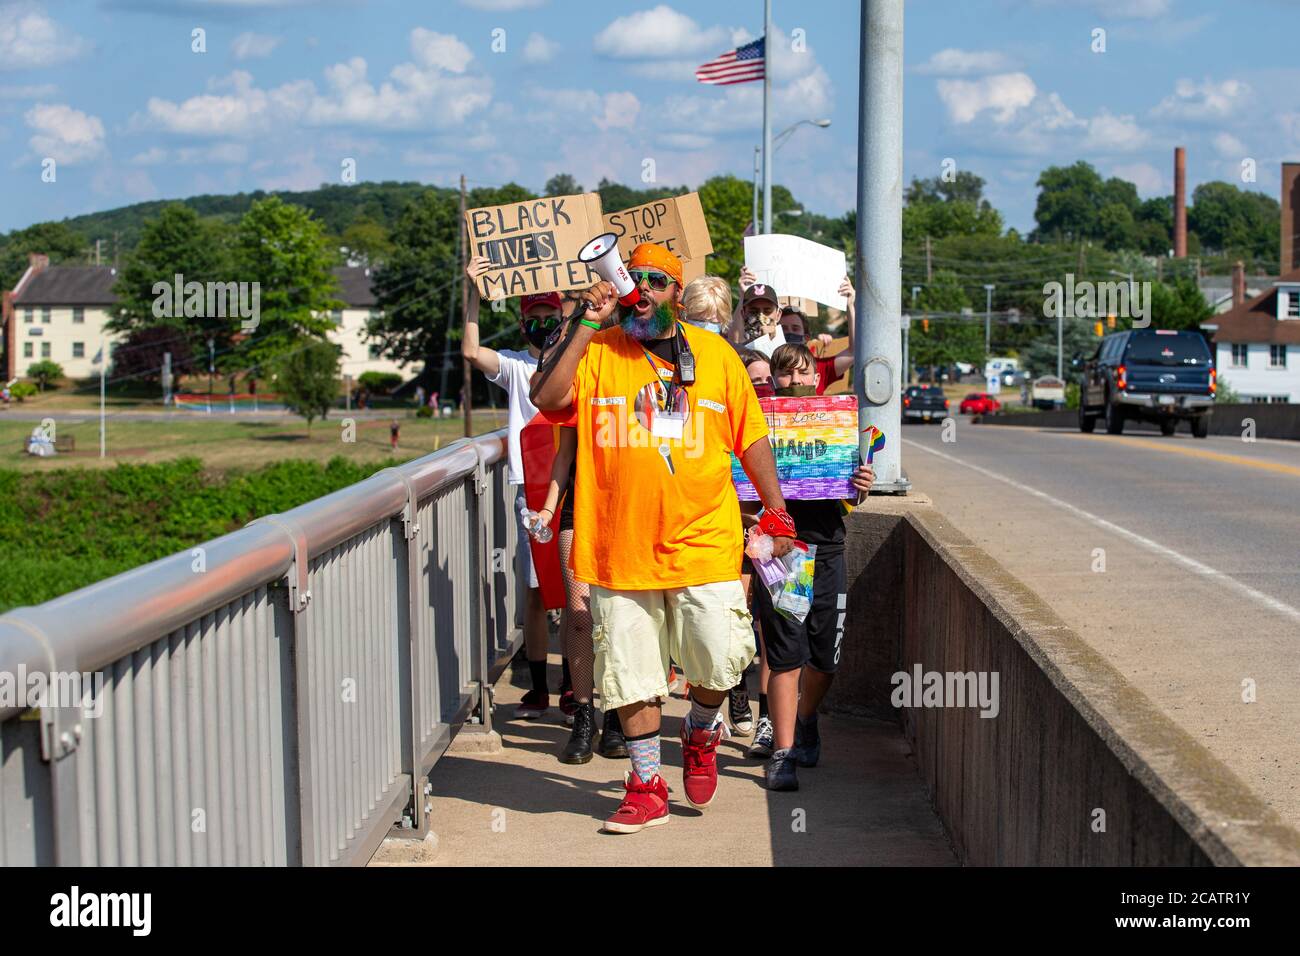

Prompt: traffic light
[
  {"left": 1107, "top": 313, "right": 1116, "bottom": 329},
  {"left": 922, "top": 318, "right": 929, "bottom": 332},
  {"left": 1094, "top": 321, "right": 1104, "bottom": 336}
]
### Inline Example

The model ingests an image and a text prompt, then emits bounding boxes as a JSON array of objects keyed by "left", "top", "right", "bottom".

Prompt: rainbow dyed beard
[{"left": 619, "top": 299, "right": 677, "bottom": 341}]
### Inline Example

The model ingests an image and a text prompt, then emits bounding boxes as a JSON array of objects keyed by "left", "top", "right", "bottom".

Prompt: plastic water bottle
[{"left": 520, "top": 505, "right": 553, "bottom": 543}]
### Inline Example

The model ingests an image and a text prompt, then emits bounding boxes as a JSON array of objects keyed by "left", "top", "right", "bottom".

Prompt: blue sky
[{"left": 1, "top": 0, "right": 1298, "bottom": 234}]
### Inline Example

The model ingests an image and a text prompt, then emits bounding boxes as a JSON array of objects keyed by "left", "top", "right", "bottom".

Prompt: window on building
[
  {"left": 23, "top": 342, "right": 33, "bottom": 358},
  {"left": 40, "top": 307, "right": 51, "bottom": 324},
  {"left": 41, "top": 342, "right": 51, "bottom": 358},
  {"left": 1270, "top": 344, "right": 1288, "bottom": 368},
  {"left": 73, "top": 307, "right": 85, "bottom": 324},
  {"left": 1230, "top": 343, "right": 1248, "bottom": 367},
  {"left": 368, "top": 345, "right": 382, "bottom": 359},
  {"left": 1288, "top": 292, "right": 1300, "bottom": 318},
  {"left": 72, "top": 342, "right": 85, "bottom": 359},
  {"left": 22, "top": 308, "right": 33, "bottom": 324}
]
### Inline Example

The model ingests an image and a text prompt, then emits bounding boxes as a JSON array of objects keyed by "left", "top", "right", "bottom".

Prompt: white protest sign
[{"left": 744, "top": 234, "right": 848, "bottom": 310}]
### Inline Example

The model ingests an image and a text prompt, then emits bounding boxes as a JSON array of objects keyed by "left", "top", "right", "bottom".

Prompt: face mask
[
  {"left": 783, "top": 331, "right": 805, "bottom": 345},
  {"left": 523, "top": 323, "right": 552, "bottom": 350},
  {"left": 752, "top": 382, "right": 776, "bottom": 398},
  {"left": 689, "top": 319, "right": 721, "bottom": 335},
  {"left": 775, "top": 384, "right": 817, "bottom": 397}
]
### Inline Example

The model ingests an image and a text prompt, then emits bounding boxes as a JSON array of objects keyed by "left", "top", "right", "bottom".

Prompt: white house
[
  {"left": 1201, "top": 267, "right": 1300, "bottom": 403},
  {"left": 2, "top": 255, "right": 416, "bottom": 383}
]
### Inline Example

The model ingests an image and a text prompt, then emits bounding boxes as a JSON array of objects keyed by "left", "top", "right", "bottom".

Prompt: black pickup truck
[
  {"left": 1078, "top": 329, "right": 1215, "bottom": 438},
  {"left": 902, "top": 384, "right": 950, "bottom": 423}
]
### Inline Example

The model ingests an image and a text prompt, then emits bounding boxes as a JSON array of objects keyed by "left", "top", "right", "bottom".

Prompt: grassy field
[{"left": 0, "top": 408, "right": 508, "bottom": 472}]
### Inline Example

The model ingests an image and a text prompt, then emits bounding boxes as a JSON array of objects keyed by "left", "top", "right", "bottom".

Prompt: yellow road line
[{"left": 1059, "top": 433, "right": 1300, "bottom": 477}]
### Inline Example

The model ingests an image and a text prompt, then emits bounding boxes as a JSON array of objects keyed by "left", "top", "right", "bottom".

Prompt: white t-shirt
[
  {"left": 746, "top": 325, "right": 786, "bottom": 358},
  {"left": 487, "top": 349, "right": 539, "bottom": 485}
]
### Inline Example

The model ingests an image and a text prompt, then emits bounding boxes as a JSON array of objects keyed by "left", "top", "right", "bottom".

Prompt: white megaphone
[{"left": 578, "top": 232, "right": 641, "bottom": 306}]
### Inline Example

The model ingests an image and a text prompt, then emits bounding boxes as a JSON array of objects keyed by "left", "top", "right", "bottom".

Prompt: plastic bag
[{"left": 767, "top": 543, "right": 817, "bottom": 624}]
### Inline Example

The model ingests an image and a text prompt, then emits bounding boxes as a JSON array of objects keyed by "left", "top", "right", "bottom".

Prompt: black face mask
[
  {"left": 523, "top": 320, "right": 556, "bottom": 351},
  {"left": 783, "top": 331, "right": 806, "bottom": 345},
  {"left": 775, "top": 384, "right": 817, "bottom": 397}
]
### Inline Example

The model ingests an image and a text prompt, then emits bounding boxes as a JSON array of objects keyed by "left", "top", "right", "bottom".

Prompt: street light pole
[
  {"left": 752, "top": 145, "right": 761, "bottom": 234},
  {"left": 761, "top": 0, "right": 773, "bottom": 235}
]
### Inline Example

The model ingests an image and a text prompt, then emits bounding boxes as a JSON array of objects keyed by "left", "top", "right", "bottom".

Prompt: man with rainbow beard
[{"left": 531, "top": 243, "right": 797, "bottom": 834}]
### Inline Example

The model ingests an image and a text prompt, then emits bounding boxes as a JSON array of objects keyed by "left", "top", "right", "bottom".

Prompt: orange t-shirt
[{"left": 565, "top": 322, "right": 769, "bottom": 591}]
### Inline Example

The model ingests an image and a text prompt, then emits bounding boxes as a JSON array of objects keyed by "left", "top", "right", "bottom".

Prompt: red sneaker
[
  {"left": 602, "top": 771, "right": 670, "bottom": 834},
  {"left": 680, "top": 720, "right": 726, "bottom": 809},
  {"left": 514, "top": 688, "right": 548, "bottom": 720}
]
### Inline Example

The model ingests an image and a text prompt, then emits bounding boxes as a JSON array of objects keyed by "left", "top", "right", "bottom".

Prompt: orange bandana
[{"left": 628, "top": 242, "right": 684, "bottom": 289}]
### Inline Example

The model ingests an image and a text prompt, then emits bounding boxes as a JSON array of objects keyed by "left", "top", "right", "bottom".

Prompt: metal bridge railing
[{"left": 0, "top": 428, "right": 524, "bottom": 866}]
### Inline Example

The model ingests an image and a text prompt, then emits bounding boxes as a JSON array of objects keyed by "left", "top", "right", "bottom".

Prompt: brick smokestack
[
  {"left": 1232, "top": 260, "right": 1246, "bottom": 307},
  {"left": 1282, "top": 162, "right": 1300, "bottom": 274},
  {"left": 1173, "top": 146, "right": 1187, "bottom": 258}
]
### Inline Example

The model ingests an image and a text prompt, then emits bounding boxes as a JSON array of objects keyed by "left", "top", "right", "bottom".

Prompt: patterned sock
[
  {"left": 528, "top": 659, "right": 548, "bottom": 695},
  {"left": 626, "top": 730, "right": 661, "bottom": 783},
  {"left": 687, "top": 697, "right": 721, "bottom": 733},
  {"left": 758, "top": 693, "right": 769, "bottom": 720}
]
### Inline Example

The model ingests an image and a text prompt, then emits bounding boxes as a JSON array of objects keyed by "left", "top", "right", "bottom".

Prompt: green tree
[
  {"left": 1033, "top": 161, "right": 1141, "bottom": 250},
  {"left": 596, "top": 176, "right": 685, "bottom": 214},
  {"left": 545, "top": 173, "right": 583, "bottom": 196},
  {"left": 909, "top": 270, "right": 983, "bottom": 377},
  {"left": 698, "top": 174, "right": 754, "bottom": 286},
  {"left": 1021, "top": 318, "right": 1099, "bottom": 379},
  {"left": 339, "top": 218, "right": 394, "bottom": 266},
  {"left": 1147, "top": 277, "right": 1212, "bottom": 331},
  {"left": 1188, "top": 181, "right": 1279, "bottom": 262},
  {"left": 26, "top": 359, "right": 64, "bottom": 391},
  {"left": 108, "top": 203, "right": 232, "bottom": 349},
  {"left": 0, "top": 221, "right": 86, "bottom": 291},
  {"left": 903, "top": 171, "right": 1003, "bottom": 242},
  {"left": 230, "top": 197, "right": 343, "bottom": 369},
  {"left": 273, "top": 339, "right": 339, "bottom": 428}
]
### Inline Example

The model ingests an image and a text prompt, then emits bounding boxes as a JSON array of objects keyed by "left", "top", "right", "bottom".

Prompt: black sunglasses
[{"left": 629, "top": 269, "right": 671, "bottom": 292}]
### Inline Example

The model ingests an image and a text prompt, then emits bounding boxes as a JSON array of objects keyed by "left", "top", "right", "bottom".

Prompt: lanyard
[{"left": 638, "top": 328, "right": 683, "bottom": 412}]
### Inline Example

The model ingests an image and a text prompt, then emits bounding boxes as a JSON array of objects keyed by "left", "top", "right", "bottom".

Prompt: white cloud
[
  {"left": 458, "top": 0, "right": 545, "bottom": 9},
  {"left": 1213, "top": 132, "right": 1246, "bottom": 158},
  {"left": 139, "top": 29, "right": 491, "bottom": 136},
  {"left": 129, "top": 146, "right": 168, "bottom": 165},
  {"left": 231, "top": 32, "right": 280, "bottom": 61},
  {"left": 1110, "top": 162, "right": 1164, "bottom": 194},
  {"left": 1027, "top": 0, "right": 1169, "bottom": 18},
  {"left": 526, "top": 87, "right": 641, "bottom": 131},
  {"left": 1086, "top": 110, "right": 1148, "bottom": 151},
  {"left": 937, "top": 73, "right": 1037, "bottom": 124},
  {"left": 1151, "top": 77, "right": 1251, "bottom": 121},
  {"left": 914, "top": 49, "right": 1014, "bottom": 77},
  {"left": 593, "top": 5, "right": 732, "bottom": 59},
  {"left": 0, "top": 3, "right": 89, "bottom": 69},
  {"left": 24, "top": 102, "right": 104, "bottom": 163},
  {"left": 522, "top": 32, "right": 560, "bottom": 64}
]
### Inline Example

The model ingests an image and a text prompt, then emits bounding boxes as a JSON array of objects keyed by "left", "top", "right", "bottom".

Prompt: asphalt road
[{"left": 900, "top": 419, "right": 1300, "bottom": 828}]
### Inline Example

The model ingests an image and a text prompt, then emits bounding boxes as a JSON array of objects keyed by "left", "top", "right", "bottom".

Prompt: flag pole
[{"left": 761, "top": 0, "right": 772, "bottom": 234}]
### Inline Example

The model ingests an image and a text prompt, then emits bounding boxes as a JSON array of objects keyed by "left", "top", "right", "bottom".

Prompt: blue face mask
[{"left": 689, "top": 319, "right": 721, "bottom": 335}]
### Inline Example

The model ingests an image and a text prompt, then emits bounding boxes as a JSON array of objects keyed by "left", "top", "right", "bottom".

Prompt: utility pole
[
  {"left": 855, "top": 0, "right": 907, "bottom": 492},
  {"left": 99, "top": 338, "right": 106, "bottom": 459},
  {"left": 207, "top": 337, "right": 215, "bottom": 414},
  {"left": 761, "top": 0, "right": 773, "bottom": 234},
  {"left": 752, "top": 145, "right": 761, "bottom": 234},
  {"left": 94, "top": 239, "right": 102, "bottom": 266},
  {"left": 983, "top": 284, "right": 995, "bottom": 356},
  {"left": 460, "top": 174, "right": 473, "bottom": 438},
  {"left": 925, "top": 235, "right": 932, "bottom": 283}
]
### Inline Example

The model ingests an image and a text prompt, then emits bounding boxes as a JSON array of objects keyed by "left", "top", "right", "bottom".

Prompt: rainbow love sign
[{"left": 731, "top": 394, "right": 858, "bottom": 501}]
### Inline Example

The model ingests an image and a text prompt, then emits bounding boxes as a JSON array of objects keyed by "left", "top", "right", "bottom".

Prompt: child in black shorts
[{"left": 754, "top": 344, "right": 874, "bottom": 791}]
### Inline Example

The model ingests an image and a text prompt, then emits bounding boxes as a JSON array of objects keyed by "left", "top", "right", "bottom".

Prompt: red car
[{"left": 960, "top": 392, "right": 1001, "bottom": 415}]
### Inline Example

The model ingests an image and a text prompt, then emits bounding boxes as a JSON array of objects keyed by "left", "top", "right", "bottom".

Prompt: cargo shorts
[{"left": 590, "top": 580, "right": 757, "bottom": 711}]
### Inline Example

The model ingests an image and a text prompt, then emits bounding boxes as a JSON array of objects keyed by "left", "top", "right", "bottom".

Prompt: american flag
[{"left": 695, "top": 37, "right": 765, "bottom": 86}]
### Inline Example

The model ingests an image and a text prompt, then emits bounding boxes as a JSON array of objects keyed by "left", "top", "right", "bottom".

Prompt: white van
[{"left": 984, "top": 357, "right": 1019, "bottom": 380}]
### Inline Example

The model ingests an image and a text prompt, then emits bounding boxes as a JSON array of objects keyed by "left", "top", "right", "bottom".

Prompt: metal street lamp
[
  {"left": 983, "top": 284, "right": 995, "bottom": 358},
  {"left": 757, "top": 118, "right": 831, "bottom": 233}
]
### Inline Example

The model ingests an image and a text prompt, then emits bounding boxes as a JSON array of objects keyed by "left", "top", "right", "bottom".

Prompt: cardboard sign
[
  {"left": 731, "top": 394, "right": 858, "bottom": 501},
  {"left": 744, "top": 234, "right": 848, "bottom": 309},
  {"left": 818, "top": 336, "right": 851, "bottom": 395},
  {"left": 465, "top": 192, "right": 605, "bottom": 300},
  {"left": 603, "top": 192, "right": 714, "bottom": 285}
]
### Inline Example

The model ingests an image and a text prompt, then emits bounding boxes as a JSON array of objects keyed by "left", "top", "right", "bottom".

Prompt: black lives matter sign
[{"left": 465, "top": 193, "right": 605, "bottom": 299}]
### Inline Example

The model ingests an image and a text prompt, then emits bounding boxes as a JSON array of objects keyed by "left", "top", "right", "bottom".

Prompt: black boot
[
  {"left": 560, "top": 702, "right": 596, "bottom": 765},
  {"left": 598, "top": 707, "right": 628, "bottom": 759}
]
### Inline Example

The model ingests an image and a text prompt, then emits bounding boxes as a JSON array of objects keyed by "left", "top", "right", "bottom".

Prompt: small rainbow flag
[{"left": 863, "top": 424, "right": 886, "bottom": 463}]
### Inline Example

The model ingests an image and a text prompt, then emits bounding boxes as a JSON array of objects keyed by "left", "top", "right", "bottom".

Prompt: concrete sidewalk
[{"left": 399, "top": 656, "right": 956, "bottom": 867}]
